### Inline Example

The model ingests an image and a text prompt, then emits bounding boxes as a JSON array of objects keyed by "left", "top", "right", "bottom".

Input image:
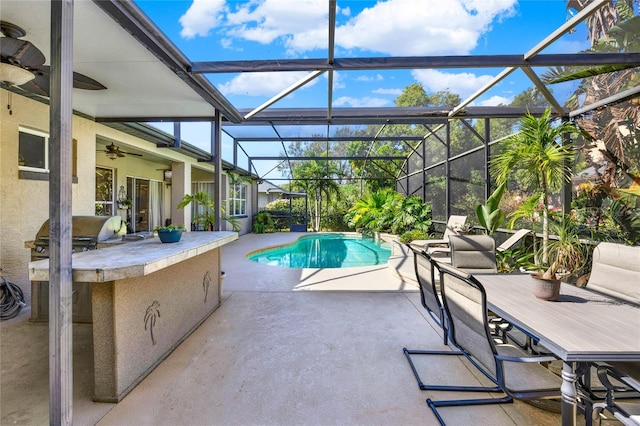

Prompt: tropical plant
[
  {"left": 399, "top": 229, "right": 431, "bottom": 244},
  {"left": 506, "top": 194, "right": 543, "bottom": 263},
  {"left": 476, "top": 182, "right": 507, "bottom": 235},
  {"left": 346, "top": 189, "right": 397, "bottom": 231},
  {"left": 389, "top": 195, "right": 433, "bottom": 235},
  {"left": 539, "top": 215, "right": 588, "bottom": 281},
  {"left": 177, "top": 191, "right": 240, "bottom": 232},
  {"left": 153, "top": 224, "right": 185, "bottom": 232},
  {"left": 544, "top": 0, "right": 640, "bottom": 244},
  {"left": 496, "top": 246, "right": 535, "bottom": 274},
  {"left": 491, "top": 108, "right": 581, "bottom": 266},
  {"left": 253, "top": 211, "right": 275, "bottom": 234}
]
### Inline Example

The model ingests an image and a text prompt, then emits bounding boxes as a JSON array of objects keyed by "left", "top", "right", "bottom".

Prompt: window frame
[
  {"left": 229, "top": 183, "right": 247, "bottom": 217},
  {"left": 95, "top": 166, "right": 115, "bottom": 216},
  {"left": 18, "top": 127, "right": 49, "bottom": 173}
]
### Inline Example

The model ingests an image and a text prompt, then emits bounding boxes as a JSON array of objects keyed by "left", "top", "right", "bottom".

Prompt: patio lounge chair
[
  {"left": 448, "top": 234, "right": 498, "bottom": 274},
  {"left": 497, "top": 228, "right": 531, "bottom": 252},
  {"left": 406, "top": 245, "right": 448, "bottom": 345},
  {"left": 410, "top": 262, "right": 562, "bottom": 425},
  {"left": 409, "top": 215, "right": 467, "bottom": 255}
]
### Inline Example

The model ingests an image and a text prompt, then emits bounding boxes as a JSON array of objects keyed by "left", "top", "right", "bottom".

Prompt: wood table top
[{"left": 475, "top": 273, "right": 640, "bottom": 362}]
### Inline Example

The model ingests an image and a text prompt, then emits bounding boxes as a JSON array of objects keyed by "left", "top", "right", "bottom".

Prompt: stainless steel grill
[{"left": 30, "top": 215, "right": 123, "bottom": 322}]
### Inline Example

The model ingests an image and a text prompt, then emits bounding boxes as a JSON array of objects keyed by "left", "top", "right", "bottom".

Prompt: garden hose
[{"left": 0, "top": 270, "right": 26, "bottom": 320}]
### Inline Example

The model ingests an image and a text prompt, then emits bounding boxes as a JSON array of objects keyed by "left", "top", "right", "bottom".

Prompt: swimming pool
[{"left": 247, "top": 234, "right": 392, "bottom": 268}]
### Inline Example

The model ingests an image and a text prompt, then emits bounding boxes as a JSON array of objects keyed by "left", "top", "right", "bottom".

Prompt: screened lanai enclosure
[{"left": 189, "top": 0, "right": 640, "bottom": 241}]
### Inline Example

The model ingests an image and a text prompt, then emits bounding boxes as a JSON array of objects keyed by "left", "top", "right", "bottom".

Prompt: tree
[
  {"left": 292, "top": 158, "right": 341, "bottom": 231},
  {"left": 491, "top": 108, "right": 581, "bottom": 265}
]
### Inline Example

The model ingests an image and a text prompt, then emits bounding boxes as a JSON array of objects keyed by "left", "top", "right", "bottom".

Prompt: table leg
[{"left": 561, "top": 361, "right": 578, "bottom": 426}]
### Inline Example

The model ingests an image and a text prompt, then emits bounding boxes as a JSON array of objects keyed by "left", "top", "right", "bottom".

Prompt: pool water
[{"left": 247, "top": 234, "right": 392, "bottom": 268}]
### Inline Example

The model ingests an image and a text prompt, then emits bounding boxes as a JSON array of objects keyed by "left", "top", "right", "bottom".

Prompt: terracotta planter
[{"left": 530, "top": 273, "right": 561, "bottom": 301}]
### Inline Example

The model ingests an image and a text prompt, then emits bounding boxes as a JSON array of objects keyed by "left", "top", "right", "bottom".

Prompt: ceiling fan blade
[
  {"left": 0, "top": 37, "right": 46, "bottom": 67},
  {"left": 122, "top": 151, "right": 143, "bottom": 157},
  {"left": 31, "top": 66, "right": 107, "bottom": 91},
  {"left": 18, "top": 72, "right": 49, "bottom": 96}
]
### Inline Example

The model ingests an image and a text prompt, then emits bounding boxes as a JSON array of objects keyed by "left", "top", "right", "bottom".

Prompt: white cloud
[
  {"left": 225, "top": 0, "right": 328, "bottom": 52},
  {"left": 478, "top": 95, "right": 512, "bottom": 106},
  {"left": 372, "top": 88, "right": 403, "bottom": 96},
  {"left": 336, "top": 0, "right": 517, "bottom": 55},
  {"left": 355, "top": 74, "right": 384, "bottom": 82},
  {"left": 218, "top": 71, "right": 318, "bottom": 97},
  {"left": 333, "top": 96, "right": 390, "bottom": 108},
  {"left": 179, "top": 0, "right": 227, "bottom": 39},
  {"left": 411, "top": 69, "right": 495, "bottom": 99},
  {"left": 179, "top": 0, "right": 516, "bottom": 55},
  {"left": 326, "top": 71, "right": 345, "bottom": 89}
]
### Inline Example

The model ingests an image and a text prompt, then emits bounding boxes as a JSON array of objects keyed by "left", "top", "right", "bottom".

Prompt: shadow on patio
[{"left": 1, "top": 234, "right": 563, "bottom": 425}]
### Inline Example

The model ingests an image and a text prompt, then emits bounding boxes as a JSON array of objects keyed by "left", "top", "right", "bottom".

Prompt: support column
[
  {"left": 422, "top": 137, "right": 426, "bottom": 202},
  {"left": 171, "top": 162, "right": 191, "bottom": 228},
  {"left": 213, "top": 111, "right": 222, "bottom": 231},
  {"left": 562, "top": 122, "right": 573, "bottom": 215},
  {"left": 49, "top": 1, "right": 74, "bottom": 424},
  {"left": 484, "top": 117, "right": 491, "bottom": 200},
  {"left": 445, "top": 121, "right": 451, "bottom": 219}
]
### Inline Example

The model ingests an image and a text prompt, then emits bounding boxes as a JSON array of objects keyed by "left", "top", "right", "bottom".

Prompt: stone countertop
[{"left": 28, "top": 231, "right": 238, "bottom": 283}]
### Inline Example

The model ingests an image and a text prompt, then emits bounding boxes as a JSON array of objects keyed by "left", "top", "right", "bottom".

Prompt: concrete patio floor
[{"left": 1, "top": 232, "right": 568, "bottom": 425}]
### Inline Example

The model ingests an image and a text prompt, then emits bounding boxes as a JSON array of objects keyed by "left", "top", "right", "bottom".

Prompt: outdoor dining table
[{"left": 474, "top": 273, "right": 640, "bottom": 426}]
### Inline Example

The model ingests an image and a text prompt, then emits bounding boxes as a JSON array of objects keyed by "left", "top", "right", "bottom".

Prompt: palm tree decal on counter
[
  {"left": 144, "top": 301, "right": 161, "bottom": 345},
  {"left": 202, "top": 271, "right": 211, "bottom": 303}
]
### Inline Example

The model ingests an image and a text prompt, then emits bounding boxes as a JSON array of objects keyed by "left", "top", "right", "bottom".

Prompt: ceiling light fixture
[
  {"left": 106, "top": 151, "right": 118, "bottom": 160},
  {"left": 0, "top": 62, "right": 35, "bottom": 86}
]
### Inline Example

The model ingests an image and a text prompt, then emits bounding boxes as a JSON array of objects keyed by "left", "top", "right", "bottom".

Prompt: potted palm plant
[
  {"left": 491, "top": 107, "right": 582, "bottom": 272},
  {"left": 530, "top": 216, "right": 587, "bottom": 300}
]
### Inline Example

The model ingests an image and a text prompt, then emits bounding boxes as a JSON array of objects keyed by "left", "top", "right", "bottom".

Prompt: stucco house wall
[{"left": 0, "top": 89, "right": 252, "bottom": 306}]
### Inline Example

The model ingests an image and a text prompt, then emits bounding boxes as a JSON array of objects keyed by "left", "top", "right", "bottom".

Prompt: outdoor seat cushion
[
  {"left": 587, "top": 243, "right": 640, "bottom": 304},
  {"left": 449, "top": 235, "right": 498, "bottom": 274}
]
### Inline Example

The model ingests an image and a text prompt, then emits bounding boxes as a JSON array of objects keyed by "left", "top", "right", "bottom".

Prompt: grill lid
[{"left": 35, "top": 216, "right": 123, "bottom": 242}]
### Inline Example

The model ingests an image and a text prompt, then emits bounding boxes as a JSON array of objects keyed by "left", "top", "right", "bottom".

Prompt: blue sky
[{"left": 134, "top": 0, "right": 593, "bottom": 178}]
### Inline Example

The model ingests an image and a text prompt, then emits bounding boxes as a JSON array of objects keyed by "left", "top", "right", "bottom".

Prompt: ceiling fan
[
  {"left": 99, "top": 143, "right": 143, "bottom": 160},
  {"left": 0, "top": 20, "right": 107, "bottom": 96}
]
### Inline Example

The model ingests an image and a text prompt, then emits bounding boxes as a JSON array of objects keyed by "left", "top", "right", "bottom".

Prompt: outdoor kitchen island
[{"left": 28, "top": 231, "right": 238, "bottom": 402}]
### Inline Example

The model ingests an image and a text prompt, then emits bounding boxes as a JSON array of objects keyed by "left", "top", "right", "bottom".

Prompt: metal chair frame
[
  {"left": 591, "top": 364, "right": 640, "bottom": 425},
  {"left": 406, "top": 245, "right": 448, "bottom": 345},
  {"left": 406, "top": 261, "right": 562, "bottom": 425}
]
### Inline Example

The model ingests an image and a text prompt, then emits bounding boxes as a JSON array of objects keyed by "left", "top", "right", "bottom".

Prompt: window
[
  {"left": 95, "top": 167, "right": 115, "bottom": 216},
  {"left": 18, "top": 128, "right": 78, "bottom": 181},
  {"left": 230, "top": 184, "right": 247, "bottom": 216},
  {"left": 19, "top": 127, "right": 48, "bottom": 171}
]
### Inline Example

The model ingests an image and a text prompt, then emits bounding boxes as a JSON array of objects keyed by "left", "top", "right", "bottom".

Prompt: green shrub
[
  {"left": 253, "top": 211, "right": 275, "bottom": 233},
  {"left": 265, "top": 199, "right": 290, "bottom": 211},
  {"left": 399, "top": 230, "right": 430, "bottom": 244}
]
